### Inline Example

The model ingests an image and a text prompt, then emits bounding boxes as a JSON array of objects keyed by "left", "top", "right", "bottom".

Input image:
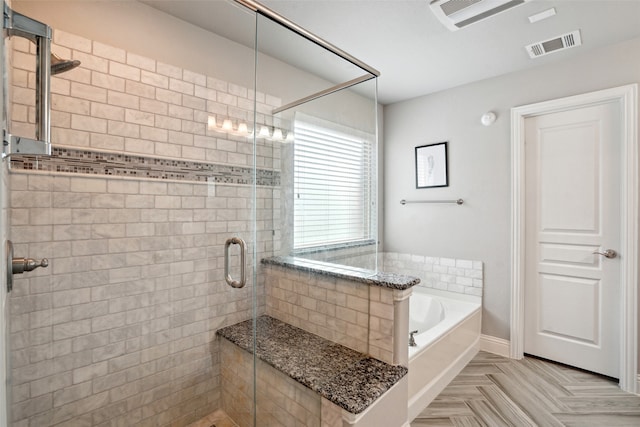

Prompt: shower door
[
  {"left": 1, "top": 0, "right": 266, "bottom": 426},
  {"left": 1, "top": 0, "right": 380, "bottom": 425}
]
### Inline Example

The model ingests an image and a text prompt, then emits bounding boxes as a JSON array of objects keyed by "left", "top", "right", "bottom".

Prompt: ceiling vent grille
[
  {"left": 525, "top": 30, "right": 582, "bottom": 59},
  {"left": 429, "top": 0, "right": 531, "bottom": 31}
]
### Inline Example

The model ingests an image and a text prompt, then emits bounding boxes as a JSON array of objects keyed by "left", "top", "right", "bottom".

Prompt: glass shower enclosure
[{"left": 0, "top": 0, "right": 379, "bottom": 425}]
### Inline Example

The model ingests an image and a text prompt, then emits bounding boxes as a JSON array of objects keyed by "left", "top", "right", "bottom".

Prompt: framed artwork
[{"left": 415, "top": 142, "right": 448, "bottom": 188}]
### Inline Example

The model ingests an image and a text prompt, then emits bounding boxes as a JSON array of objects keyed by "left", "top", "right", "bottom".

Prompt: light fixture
[
  {"left": 222, "top": 119, "right": 233, "bottom": 131},
  {"left": 207, "top": 116, "right": 217, "bottom": 130},
  {"left": 481, "top": 111, "right": 497, "bottom": 126},
  {"left": 206, "top": 114, "right": 290, "bottom": 141},
  {"left": 259, "top": 126, "right": 270, "bottom": 138}
]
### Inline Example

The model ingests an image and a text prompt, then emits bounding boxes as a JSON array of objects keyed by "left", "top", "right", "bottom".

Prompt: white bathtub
[{"left": 407, "top": 287, "right": 482, "bottom": 421}]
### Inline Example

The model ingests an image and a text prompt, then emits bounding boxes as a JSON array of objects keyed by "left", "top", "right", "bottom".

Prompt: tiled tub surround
[
  {"left": 262, "top": 257, "right": 419, "bottom": 365},
  {"left": 345, "top": 252, "right": 483, "bottom": 297},
  {"left": 217, "top": 316, "right": 408, "bottom": 427},
  {"left": 8, "top": 29, "right": 282, "bottom": 427}
]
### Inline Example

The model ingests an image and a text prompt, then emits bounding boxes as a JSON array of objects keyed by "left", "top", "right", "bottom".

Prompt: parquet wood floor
[{"left": 411, "top": 351, "right": 640, "bottom": 426}]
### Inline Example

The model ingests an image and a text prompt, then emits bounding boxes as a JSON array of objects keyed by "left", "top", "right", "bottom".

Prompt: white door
[{"left": 524, "top": 101, "right": 621, "bottom": 378}]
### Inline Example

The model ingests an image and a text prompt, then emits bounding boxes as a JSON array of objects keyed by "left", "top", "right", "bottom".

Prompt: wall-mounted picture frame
[{"left": 415, "top": 142, "right": 448, "bottom": 188}]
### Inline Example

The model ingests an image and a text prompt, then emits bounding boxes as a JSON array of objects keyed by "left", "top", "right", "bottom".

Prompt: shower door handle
[{"left": 224, "top": 237, "right": 246, "bottom": 289}]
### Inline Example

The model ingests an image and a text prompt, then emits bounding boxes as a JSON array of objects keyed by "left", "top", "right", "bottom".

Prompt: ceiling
[{"left": 145, "top": 0, "right": 640, "bottom": 105}]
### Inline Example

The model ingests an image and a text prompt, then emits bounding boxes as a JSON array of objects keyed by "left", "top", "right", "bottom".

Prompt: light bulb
[
  {"left": 259, "top": 126, "right": 270, "bottom": 138},
  {"left": 238, "top": 122, "right": 248, "bottom": 134},
  {"left": 272, "top": 128, "right": 283, "bottom": 140},
  {"left": 222, "top": 119, "right": 233, "bottom": 131},
  {"left": 207, "top": 116, "right": 217, "bottom": 130}
]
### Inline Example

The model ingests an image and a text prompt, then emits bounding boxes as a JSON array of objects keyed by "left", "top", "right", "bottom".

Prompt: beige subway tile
[
  {"left": 182, "top": 120, "right": 206, "bottom": 136},
  {"left": 51, "top": 77, "right": 71, "bottom": 96},
  {"left": 89, "top": 224, "right": 125, "bottom": 240},
  {"left": 53, "top": 320, "right": 92, "bottom": 341},
  {"left": 109, "top": 61, "right": 140, "bottom": 81},
  {"left": 125, "top": 80, "right": 155, "bottom": 99},
  {"left": 194, "top": 85, "right": 216, "bottom": 101},
  {"left": 53, "top": 381, "right": 93, "bottom": 407},
  {"left": 70, "top": 82, "right": 107, "bottom": 103},
  {"left": 90, "top": 133, "right": 125, "bottom": 151},
  {"left": 141, "top": 70, "right": 170, "bottom": 90},
  {"left": 52, "top": 94, "right": 91, "bottom": 115},
  {"left": 182, "top": 94, "right": 206, "bottom": 110},
  {"left": 124, "top": 138, "right": 155, "bottom": 154},
  {"left": 107, "top": 120, "right": 139, "bottom": 138},
  {"left": 71, "top": 209, "right": 109, "bottom": 224},
  {"left": 11, "top": 394, "right": 53, "bottom": 422},
  {"left": 90, "top": 103, "right": 125, "bottom": 121},
  {"left": 72, "top": 301, "right": 110, "bottom": 322},
  {"left": 126, "top": 52, "right": 155, "bottom": 72},
  {"left": 91, "top": 41, "right": 125, "bottom": 62},
  {"left": 52, "top": 288, "right": 92, "bottom": 309},
  {"left": 182, "top": 146, "right": 205, "bottom": 160},
  {"left": 73, "top": 361, "right": 108, "bottom": 385},
  {"left": 71, "top": 114, "right": 107, "bottom": 133},
  {"left": 217, "top": 92, "right": 237, "bottom": 107},
  {"left": 140, "top": 125, "right": 168, "bottom": 142},
  {"left": 168, "top": 130, "right": 193, "bottom": 146},
  {"left": 157, "top": 62, "right": 182, "bottom": 79},
  {"left": 71, "top": 239, "right": 109, "bottom": 256},
  {"left": 124, "top": 109, "right": 154, "bottom": 126},
  {"left": 155, "top": 115, "right": 181, "bottom": 131},
  {"left": 107, "top": 90, "right": 139, "bottom": 109},
  {"left": 169, "top": 78, "right": 194, "bottom": 96},
  {"left": 108, "top": 266, "right": 142, "bottom": 284},
  {"left": 50, "top": 121, "right": 80, "bottom": 143},
  {"left": 54, "top": 31, "right": 91, "bottom": 52},
  {"left": 29, "top": 372, "right": 73, "bottom": 399},
  {"left": 92, "top": 371, "right": 126, "bottom": 394},
  {"left": 140, "top": 98, "right": 168, "bottom": 115},
  {"left": 10, "top": 191, "right": 51, "bottom": 208},
  {"left": 156, "top": 87, "right": 182, "bottom": 105},
  {"left": 91, "top": 194, "right": 124, "bottom": 209},
  {"left": 139, "top": 181, "right": 167, "bottom": 195},
  {"left": 58, "top": 66, "right": 92, "bottom": 85}
]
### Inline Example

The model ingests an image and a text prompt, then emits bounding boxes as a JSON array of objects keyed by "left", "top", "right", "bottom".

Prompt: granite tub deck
[
  {"left": 217, "top": 315, "right": 408, "bottom": 415},
  {"left": 262, "top": 256, "right": 420, "bottom": 290}
]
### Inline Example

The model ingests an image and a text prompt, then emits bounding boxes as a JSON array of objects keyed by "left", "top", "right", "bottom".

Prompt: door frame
[{"left": 510, "top": 84, "right": 638, "bottom": 393}]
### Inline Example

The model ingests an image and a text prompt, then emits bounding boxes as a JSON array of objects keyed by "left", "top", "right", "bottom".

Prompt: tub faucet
[{"left": 409, "top": 330, "right": 418, "bottom": 347}]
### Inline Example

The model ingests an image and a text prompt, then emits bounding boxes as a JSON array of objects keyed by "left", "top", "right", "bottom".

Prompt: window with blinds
[{"left": 293, "top": 117, "right": 374, "bottom": 249}]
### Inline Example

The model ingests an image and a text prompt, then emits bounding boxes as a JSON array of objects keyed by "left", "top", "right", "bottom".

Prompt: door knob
[{"left": 592, "top": 249, "right": 617, "bottom": 259}]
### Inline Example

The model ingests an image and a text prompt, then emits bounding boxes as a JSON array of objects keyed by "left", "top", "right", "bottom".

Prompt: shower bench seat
[{"left": 217, "top": 315, "right": 408, "bottom": 427}]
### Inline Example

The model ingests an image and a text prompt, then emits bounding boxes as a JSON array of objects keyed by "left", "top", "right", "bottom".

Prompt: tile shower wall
[
  {"left": 9, "top": 30, "right": 280, "bottom": 426},
  {"left": 220, "top": 338, "right": 321, "bottom": 427}
]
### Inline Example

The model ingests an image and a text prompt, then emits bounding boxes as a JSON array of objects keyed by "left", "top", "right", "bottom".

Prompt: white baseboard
[{"left": 480, "top": 334, "right": 510, "bottom": 357}]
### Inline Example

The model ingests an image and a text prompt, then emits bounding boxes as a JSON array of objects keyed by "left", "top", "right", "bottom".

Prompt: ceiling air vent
[
  {"left": 429, "top": 0, "right": 531, "bottom": 31},
  {"left": 525, "top": 30, "right": 582, "bottom": 59}
]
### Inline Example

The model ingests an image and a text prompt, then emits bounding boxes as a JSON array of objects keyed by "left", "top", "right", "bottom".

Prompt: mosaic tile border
[{"left": 10, "top": 147, "right": 280, "bottom": 186}]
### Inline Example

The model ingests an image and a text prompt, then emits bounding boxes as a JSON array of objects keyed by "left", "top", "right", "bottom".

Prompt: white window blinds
[{"left": 293, "top": 116, "right": 374, "bottom": 249}]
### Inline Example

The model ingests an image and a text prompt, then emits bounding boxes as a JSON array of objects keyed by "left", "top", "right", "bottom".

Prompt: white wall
[{"left": 384, "top": 36, "right": 640, "bottom": 341}]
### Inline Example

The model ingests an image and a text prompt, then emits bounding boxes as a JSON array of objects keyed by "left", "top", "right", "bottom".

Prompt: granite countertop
[
  {"left": 262, "top": 256, "right": 420, "bottom": 290},
  {"left": 217, "top": 315, "right": 408, "bottom": 414}
]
